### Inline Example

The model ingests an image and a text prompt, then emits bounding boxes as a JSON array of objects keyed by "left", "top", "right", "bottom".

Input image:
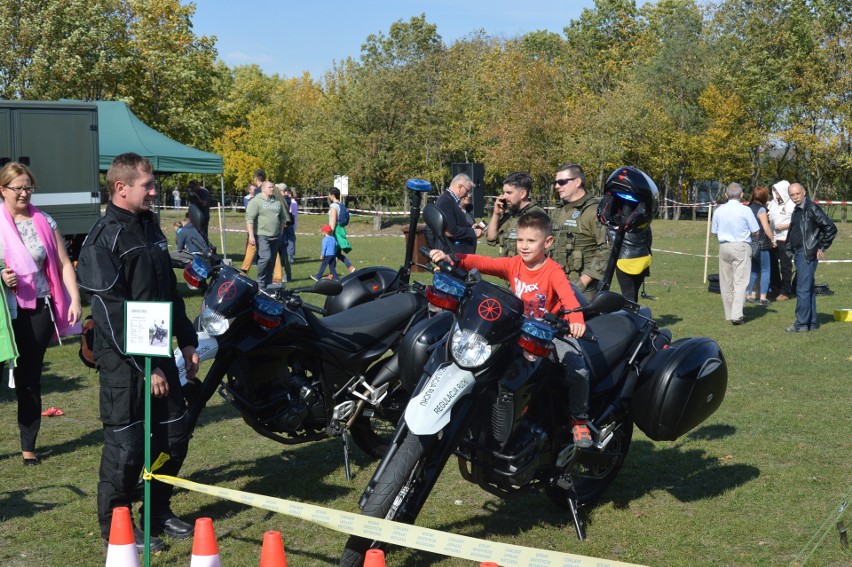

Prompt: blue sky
[{"left": 189, "top": 0, "right": 597, "bottom": 79}]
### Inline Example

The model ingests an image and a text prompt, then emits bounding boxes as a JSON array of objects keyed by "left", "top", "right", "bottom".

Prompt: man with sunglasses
[{"left": 551, "top": 163, "right": 611, "bottom": 299}]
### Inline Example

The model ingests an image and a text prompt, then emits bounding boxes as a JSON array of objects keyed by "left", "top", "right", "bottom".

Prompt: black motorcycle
[
  {"left": 339, "top": 205, "right": 728, "bottom": 565},
  {"left": 179, "top": 179, "right": 436, "bottom": 476}
]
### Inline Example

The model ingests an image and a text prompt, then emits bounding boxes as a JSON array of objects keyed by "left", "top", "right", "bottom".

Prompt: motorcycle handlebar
[{"left": 301, "top": 302, "right": 327, "bottom": 316}]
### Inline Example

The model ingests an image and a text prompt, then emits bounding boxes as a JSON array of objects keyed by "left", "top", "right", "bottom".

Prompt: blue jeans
[
  {"left": 793, "top": 249, "right": 819, "bottom": 329},
  {"left": 747, "top": 249, "right": 770, "bottom": 298},
  {"left": 256, "top": 235, "right": 279, "bottom": 288}
]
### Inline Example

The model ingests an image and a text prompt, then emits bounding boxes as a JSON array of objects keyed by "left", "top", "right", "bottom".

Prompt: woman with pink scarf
[{"left": 0, "top": 162, "right": 81, "bottom": 466}]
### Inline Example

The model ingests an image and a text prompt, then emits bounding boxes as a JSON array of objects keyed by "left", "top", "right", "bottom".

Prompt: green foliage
[{"left": 1, "top": 0, "right": 849, "bottom": 204}]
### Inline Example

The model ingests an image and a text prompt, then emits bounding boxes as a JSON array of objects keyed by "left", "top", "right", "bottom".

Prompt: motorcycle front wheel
[
  {"left": 545, "top": 420, "right": 634, "bottom": 508},
  {"left": 350, "top": 412, "right": 397, "bottom": 459},
  {"left": 339, "top": 432, "right": 427, "bottom": 567}
]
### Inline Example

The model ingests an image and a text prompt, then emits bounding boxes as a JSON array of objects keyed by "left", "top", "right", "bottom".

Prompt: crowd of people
[
  {"left": 0, "top": 154, "right": 842, "bottom": 556},
  {"left": 711, "top": 181, "right": 837, "bottom": 329}
]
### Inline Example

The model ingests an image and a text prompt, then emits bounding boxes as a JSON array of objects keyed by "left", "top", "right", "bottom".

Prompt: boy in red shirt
[{"left": 430, "top": 211, "right": 593, "bottom": 447}]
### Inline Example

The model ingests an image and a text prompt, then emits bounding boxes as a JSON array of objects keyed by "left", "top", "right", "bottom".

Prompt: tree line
[{"left": 2, "top": 0, "right": 849, "bottom": 209}]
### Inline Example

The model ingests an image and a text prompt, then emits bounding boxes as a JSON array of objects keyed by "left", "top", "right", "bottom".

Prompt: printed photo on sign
[{"left": 125, "top": 301, "right": 173, "bottom": 357}]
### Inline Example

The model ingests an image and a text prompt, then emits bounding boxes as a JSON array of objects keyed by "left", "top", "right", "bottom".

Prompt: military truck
[{"left": 0, "top": 100, "right": 100, "bottom": 258}]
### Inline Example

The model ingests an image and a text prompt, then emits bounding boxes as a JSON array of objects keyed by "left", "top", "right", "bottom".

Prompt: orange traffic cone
[
  {"left": 364, "top": 548, "right": 386, "bottom": 567},
  {"left": 190, "top": 518, "right": 222, "bottom": 567},
  {"left": 259, "top": 530, "right": 288, "bottom": 567},
  {"left": 105, "top": 506, "right": 140, "bottom": 567}
]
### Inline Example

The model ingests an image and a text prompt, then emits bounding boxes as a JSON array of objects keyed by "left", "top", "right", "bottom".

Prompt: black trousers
[
  {"left": 11, "top": 298, "right": 54, "bottom": 453},
  {"left": 616, "top": 267, "right": 647, "bottom": 303},
  {"left": 772, "top": 240, "right": 793, "bottom": 297},
  {"left": 97, "top": 360, "right": 188, "bottom": 539}
]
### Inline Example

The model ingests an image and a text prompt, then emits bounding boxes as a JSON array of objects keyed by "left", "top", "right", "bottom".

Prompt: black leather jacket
[
  {"left": 790, "top": 198, "right": 837, "bottom": 262},
  {"left": 619, "top": 227, "right": 652, "bottom": 260}
]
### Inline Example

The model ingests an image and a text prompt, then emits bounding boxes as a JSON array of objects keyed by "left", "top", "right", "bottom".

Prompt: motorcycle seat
[
  {"left": 312, "top": 292, "right": 422, "bottom": 356},
  {"left": 579, "top": 313, "right": 638, "bottom": 383}
]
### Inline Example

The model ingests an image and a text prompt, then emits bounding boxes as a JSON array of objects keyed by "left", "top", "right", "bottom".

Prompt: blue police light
[{"left": 406, "top": 179, "right": 432, "bottom": 192}]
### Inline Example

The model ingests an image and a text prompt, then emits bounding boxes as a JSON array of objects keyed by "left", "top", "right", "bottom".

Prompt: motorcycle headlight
[
  {"left": 450, "top": 323, "right": 493, "bottom": 368},
  {"left": 199, "top": 304, "right": 230, "bottom": 336}
]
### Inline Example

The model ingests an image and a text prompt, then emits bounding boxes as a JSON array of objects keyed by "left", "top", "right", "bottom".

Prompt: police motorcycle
[
  {"left": 339, "top": 167, "right": 729, "bottom": 565},
  {"left": 177, "top": 179, "right": 437, "bottom": 475}
]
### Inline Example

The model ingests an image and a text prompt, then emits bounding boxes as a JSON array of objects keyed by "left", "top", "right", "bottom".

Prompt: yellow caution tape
[{"left": 151, "top": 473, "right": 646, "bottom": 567}]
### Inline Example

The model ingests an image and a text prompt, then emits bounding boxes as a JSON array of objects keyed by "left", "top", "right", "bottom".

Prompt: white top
[
  {"left": 767, "top": 198, "right": 794, "bottom": 241},
  {"left": 712, "top": 200, "right": 759, "bottom": 243}
]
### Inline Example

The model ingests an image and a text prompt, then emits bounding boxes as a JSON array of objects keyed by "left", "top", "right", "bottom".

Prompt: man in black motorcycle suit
[{"left": 77, "top": 153, "right": 200, "bottom": 551}]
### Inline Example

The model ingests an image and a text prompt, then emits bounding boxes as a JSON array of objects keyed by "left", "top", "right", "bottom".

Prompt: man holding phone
[{"left": 486, "top": 172, "right": 546, "bottom": 257}]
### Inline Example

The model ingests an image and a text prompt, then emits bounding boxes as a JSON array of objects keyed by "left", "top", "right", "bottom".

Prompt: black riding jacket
[{"left": 76, "top": 203, "right": 198, "bottom": 379}]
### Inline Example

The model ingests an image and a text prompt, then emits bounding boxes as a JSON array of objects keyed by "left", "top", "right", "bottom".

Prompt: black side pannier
[{"left": 632, "top": 337, "right": 727, "bottom": 441}]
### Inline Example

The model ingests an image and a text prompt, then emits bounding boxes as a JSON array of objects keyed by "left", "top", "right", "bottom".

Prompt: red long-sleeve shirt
[{"left": 455, "top": 254, "right": 585, "bottom": 325}]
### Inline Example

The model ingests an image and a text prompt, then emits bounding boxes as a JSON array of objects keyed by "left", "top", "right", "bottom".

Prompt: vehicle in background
[
  {"left": 0, "top": 100, "right": 100, "bottom": 259},
  {"left": 693, "top": 181, "right": 720, "bottom": 218}
]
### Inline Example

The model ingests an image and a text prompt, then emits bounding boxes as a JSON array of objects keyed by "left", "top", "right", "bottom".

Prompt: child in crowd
[
  {"left": 429, "top": 210, "right": 593, "bottom": 448},
  {"left": 311, "top": 224, "right": 339, "bottom": 281}
]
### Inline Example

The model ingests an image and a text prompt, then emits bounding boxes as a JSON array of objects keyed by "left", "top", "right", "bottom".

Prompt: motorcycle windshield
[
  {"left": 203, "top": 265, "right": 257, "bottom": 319},
  {"left": 456, "top": 280, "right": 525, "bottom": 345}
]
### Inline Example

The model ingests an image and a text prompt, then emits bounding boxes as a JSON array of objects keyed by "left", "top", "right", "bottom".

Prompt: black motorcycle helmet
[{"left": 597, "top": 166, "right": 659, "bottom": 233}]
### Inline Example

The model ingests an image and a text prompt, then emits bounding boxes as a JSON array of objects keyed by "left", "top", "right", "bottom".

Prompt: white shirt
[{"left": 712, "top": 200, "right": 759, "bottom": 243}]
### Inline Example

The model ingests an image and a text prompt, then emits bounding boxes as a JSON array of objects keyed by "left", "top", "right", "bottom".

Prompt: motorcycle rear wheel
[
  {"left": 339, "top": 432, "right": 426, "bottom": 567},
  {"left": 546, "top": 420, "right": 634, "bottom": 508}
]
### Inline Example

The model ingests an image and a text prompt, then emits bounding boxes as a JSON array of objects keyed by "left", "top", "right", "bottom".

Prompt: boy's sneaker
[
  {"left": 310, "top": 275, "right": 319, "bottom": 282},
  {"left": 571, "top": 420, "right": 593, "bottom": 449}
]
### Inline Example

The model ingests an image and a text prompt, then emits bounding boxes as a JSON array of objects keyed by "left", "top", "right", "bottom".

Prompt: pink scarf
[{"left": 0, "top": 204, "right": 81, "bottom": 337}]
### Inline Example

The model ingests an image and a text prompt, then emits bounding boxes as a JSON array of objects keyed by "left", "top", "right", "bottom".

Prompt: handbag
[{"left": 750, "top": 240, "right": 760, "bottom": 259}]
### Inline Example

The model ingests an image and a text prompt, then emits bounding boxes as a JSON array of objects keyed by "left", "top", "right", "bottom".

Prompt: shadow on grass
[
  {"left": 0, "top": 424, "right": 102, "bottom": 464},
  {"left": 0, "top": 483, "right": 88, "bottom": 521},
  {"left": 655, "top": 313, "right": 683, "bottom": 327},
  {"left": 181, "top": 437, "right": 356, "bottom": 519},
  {"left": 411, "top": 430, "right": 759, "bottom": 551}
]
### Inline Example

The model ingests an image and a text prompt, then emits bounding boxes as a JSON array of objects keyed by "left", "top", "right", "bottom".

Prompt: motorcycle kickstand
[
  {"left": 568, "top": 495, "right": 586, "bottom": 541},
  {"left": 342, "top": 430, "right": 352, "bottom": 482}
]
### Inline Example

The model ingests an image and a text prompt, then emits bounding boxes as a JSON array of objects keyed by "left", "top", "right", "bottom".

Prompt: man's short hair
[
  {"left": 450, "top": 173, "right": 473, "bottom": 188},
  {"left": 517, "top": 210, "right": 552, "bottom": 237},
  {"left": 106, "top": 153, "right": 153, "bottom": 196},
  {"left": 254, "top": 168, "right": 266, "bottom": 182},
  {"left": 556, "top": 163, "right": 586, "bottom": 188},
  {"left": 726, "top": 182, "right": 743, "bottom": 199},
  {"left": 329, "top": 187, "right": 341, "bottom": 200},
  {"left": 503, "top": 172, "right": 532, "bottom": 196}
]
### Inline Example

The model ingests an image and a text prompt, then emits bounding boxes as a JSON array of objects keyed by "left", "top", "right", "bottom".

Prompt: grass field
[{"left": 0, "top": 211, "right": 850, "bottom": 567}]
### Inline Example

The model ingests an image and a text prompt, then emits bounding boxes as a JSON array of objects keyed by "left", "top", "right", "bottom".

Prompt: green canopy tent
[{"left": 92, "top": 100, "right": 230, "bottom": 257}]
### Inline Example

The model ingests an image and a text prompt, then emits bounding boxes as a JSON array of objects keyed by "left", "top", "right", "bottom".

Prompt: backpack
[
  {"left": 336, "top": 202, "right": 350, "bottom": 226},
  {"left": 78, "top": 315, "right": 96, "bottom": 369}
]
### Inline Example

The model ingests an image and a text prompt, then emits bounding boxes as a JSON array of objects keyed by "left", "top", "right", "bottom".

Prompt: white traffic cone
[{"left": 105, "top": 506, "right": 140, "bottom": 567}]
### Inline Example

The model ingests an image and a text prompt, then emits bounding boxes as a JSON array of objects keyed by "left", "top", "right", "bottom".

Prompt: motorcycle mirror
[
  {"left": 187, "top": 203, "right": 204, "bottom": 228},
  {"left": 586, "top": 291, "right": 625, "bottom": 314},
  {"left": 311, "top": 278, "right": 343, "bottom": 296}
]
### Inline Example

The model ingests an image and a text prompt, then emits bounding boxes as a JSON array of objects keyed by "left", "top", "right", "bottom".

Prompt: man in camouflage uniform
[
  {"left": 485, "top": 172, "right": 546, "bottom": 257},
  {"left": 551, "top": 163, "right": 611, "bottom": 299}
]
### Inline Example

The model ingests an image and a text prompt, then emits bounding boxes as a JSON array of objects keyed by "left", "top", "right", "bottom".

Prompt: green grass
[{"left": 1, "top": 214, "right": 850, "bottom": 566}]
